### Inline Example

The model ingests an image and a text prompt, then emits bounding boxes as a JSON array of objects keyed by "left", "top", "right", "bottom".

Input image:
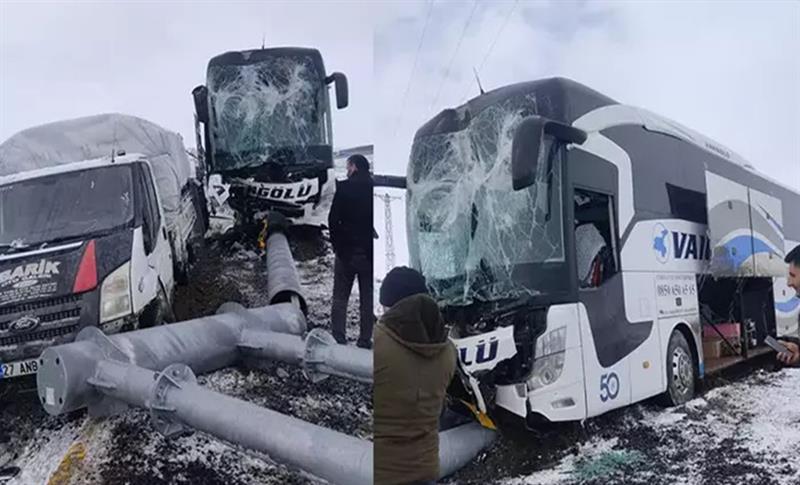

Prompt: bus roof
[
  {"left": 413, "top": 77, "right": 797, "bottom": 197},
  {"left": 207, "top": 47, "right": 326, "bottom": 77}
]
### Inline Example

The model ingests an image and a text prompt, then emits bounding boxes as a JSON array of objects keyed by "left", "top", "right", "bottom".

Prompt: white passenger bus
[{"left": 404, "top": 77, "right": 800, "bottom": 426}]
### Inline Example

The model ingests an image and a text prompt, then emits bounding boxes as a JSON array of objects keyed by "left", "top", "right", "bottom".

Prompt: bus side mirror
[
  {"left": 511, "top": 116, "right": 587, "bottom": 190},
  {"left": 192, "top": 85, "right": 209, "bottom": 123},
  {"left": 326, "top": 72, "right": 349, "bottom": 109}
]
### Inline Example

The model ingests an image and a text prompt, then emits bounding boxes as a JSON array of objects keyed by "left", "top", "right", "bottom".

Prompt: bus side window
[{"left": 575, "top": 189, "right": 618, "bottom": 288}]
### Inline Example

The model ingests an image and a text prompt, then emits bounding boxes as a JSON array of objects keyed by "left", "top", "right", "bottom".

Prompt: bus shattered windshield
[
  {"left": 0, "top": 166, "right": 134, "bottom": 252},
  {"left": 207, "top": 54, "right": 329, "bottom": 171},
  {"left": 407, "top": 93, "right": 565, "bottom": 307}
]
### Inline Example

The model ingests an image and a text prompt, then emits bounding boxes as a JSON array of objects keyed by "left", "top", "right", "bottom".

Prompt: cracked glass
[
  {"left": 207, "top": 55, "right": 327, "bottom": 171},
  {"left": 407, "top": 93, "right": 565, "bottom": 306}
]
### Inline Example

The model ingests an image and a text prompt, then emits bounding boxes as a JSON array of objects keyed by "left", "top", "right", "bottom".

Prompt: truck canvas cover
[{"left": 0, "top": 113, "right": 193, "bottom": 228}]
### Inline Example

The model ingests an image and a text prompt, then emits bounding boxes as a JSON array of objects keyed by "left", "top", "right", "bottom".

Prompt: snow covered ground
[
  {"left": 0, "top": 233, "right": 371, "bottom": 485},
  {"left": 451, "top": 366, "right": 800, "bottom": 485}
]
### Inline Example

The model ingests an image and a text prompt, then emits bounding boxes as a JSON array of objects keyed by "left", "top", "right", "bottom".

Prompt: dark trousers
[{"left": 331, "top": 252, "right": 373, "bottom": 345}]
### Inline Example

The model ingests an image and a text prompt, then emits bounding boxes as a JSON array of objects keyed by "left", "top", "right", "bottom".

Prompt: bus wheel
[{"left": 662, "top": 331, "right": 695, "bottom": 406}]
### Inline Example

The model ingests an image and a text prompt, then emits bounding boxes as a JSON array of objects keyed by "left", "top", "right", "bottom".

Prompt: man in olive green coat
[{"left": 374, "top": 267, "right": 457, "bottom": 485}]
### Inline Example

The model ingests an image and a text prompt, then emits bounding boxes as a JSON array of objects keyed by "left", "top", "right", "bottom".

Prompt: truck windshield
[
  {"left": 0, "top": 165, "right": 134, "bottom": 250},
  {"left": 207, "top": 55, "right": 328, "bottom": 171},
  {"left": 407, "top": 94, "right": 565, "bottom": 306}
]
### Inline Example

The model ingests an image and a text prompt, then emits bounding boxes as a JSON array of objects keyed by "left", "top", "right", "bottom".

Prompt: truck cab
[
  {"left": 0, "top": 151, "right": 202, "bottom": 380},
  {"left": 0, "top": 110, "right": 206, "bottom": 378}
]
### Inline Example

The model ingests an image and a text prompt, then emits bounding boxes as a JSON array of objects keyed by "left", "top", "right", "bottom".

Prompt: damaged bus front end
[
  {"left": 406, "top": 78, "right": 610, "bottom": 428},
  {"left": 192, "top": 47, "right": 349, "bottom": 228}
]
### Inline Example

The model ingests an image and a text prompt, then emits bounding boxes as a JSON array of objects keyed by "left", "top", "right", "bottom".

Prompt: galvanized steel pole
[
  {"left": 265, "top": 231, "right": 307, "bottom": 314},
  {"left": 240, "top": 328, "right": 373, "bottom": 383},
  {"left": 438, "top": 422, "right": 497, "bottom": 479},
  {"left": 37, "top": 303, "right": 305, "bottom": 416},
  {"left": 82, "top": 359, "right": 373, "bottom": 485}
]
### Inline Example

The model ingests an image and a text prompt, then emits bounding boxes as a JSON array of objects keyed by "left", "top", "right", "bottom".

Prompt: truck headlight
[
  {"left": 100, "top": 262, "right": 132, "bottom": 323},
  {"left": 529, "top": 327, "right": 567, "bottom": 391}
]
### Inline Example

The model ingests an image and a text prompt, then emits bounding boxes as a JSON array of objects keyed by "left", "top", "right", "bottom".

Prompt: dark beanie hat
[{"left": 379, "top": 266, "right": 429, "bottom": 307}]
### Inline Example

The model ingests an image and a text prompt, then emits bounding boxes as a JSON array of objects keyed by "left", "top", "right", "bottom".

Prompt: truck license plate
[{"left": 0, "top": 358, "right": 39, "bottom": 379}]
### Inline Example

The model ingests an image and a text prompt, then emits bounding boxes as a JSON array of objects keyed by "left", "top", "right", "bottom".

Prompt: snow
[
  {"left": 475, "top": 368, "right": 800, "bottom": 485},
  {"left": 0, "top": 220, "right": 370, "bottom": 484},
  {"left": 501, "top": 438, "right": 621, "bottom": 485},
  {"left": 6, "top": 418, "right": 85, "bottom": 485}
]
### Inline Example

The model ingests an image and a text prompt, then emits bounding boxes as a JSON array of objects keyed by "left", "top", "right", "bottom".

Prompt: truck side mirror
[
  {"left": 192, "top": 85, "right": 209, "bottom": 123},
  {"left": 511, "top": 116, "right": 587, "bottom": 190},
  {"left": 326, "top": 72, "right": 348, "bottom": 109}
]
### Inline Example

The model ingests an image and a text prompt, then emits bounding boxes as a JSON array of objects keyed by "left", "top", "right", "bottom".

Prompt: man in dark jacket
[
  {"left": 328, "top": 154, "right": 374, "bottom": 348},
  {"left": 374, "top": 267, "right": 457, "bottom": 485},
  {"left": 777, "top": 244, "right": 800, "bottom": 366}
]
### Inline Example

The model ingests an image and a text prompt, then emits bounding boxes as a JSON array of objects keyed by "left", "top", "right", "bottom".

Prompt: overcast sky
[
  {"left": 373, "top": 0, "right": 800, "bottom": 274},
  {"left": 0, "top": 1, "right": 374, "bottom": 150}
]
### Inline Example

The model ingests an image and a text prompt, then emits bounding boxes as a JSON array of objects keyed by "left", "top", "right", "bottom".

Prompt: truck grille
[
  {"left": 0, "top": 324, "right": 80, "bottom": 347},
  {"left": 0, "top": 295, "right": 82, "bottom": 317},
  {"left": 0, "top": 294, "right": 83, "bottom": 346}
]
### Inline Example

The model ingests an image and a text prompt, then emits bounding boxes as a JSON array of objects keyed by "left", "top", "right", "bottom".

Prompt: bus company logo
[
  {"left": 237, "top": 179, "right": 318, "bottom": 202},
  {"left": 458, "top": 336, "right": 499, "bottom": 366},
  {"left": 0, "top": 259, "right": 61, "bottom": 288},
  {"left": 652, "top": 223, "right": 711, "bottom": 264},
  {"left": 652, "top": 223, "right": 671, "bottom": 264}
]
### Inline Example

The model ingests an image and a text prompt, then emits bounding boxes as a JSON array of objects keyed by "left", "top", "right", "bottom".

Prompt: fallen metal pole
[
  {"left": 37, "top": 303, "right": 305, "bottom": 416},
  {"left": 72, "top": 359, "right": 373, "bottom": 485},
  {"left": 265, "top": 231, "right": 307, "bottom": 314},
  {"left": 240, "top": 328, "right": 373, "bottom": 384},
  {"left": 438, "top": 422, "right": 497, "bottom": 479}
]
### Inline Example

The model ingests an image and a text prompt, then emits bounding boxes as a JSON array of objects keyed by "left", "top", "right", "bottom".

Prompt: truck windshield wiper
[
  {"left": 30, "top": 228, "right": 119, "bottom": 250},
  {"left": 0, "top": 242, "right": 30, "bottom": 255}
]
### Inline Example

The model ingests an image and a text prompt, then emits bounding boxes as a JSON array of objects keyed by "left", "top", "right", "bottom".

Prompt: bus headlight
[
  {"left": 529, "top": 327, "right": 567, "bottom": 391},
  {"left": 100, "top": 262, "right": 132, "bottom": 323}
]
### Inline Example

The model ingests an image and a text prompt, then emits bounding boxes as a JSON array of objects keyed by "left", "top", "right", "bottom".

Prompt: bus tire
[{"left": 661, "top": 330, "right": 695, "bottom": 406}]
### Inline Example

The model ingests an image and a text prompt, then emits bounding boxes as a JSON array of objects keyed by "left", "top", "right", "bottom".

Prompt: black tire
[
  {"left": 139, "top": 285, "right": 174, "bottom": 328},
  {"left": 174, "top": 258, "right": 190, "bottom": 286},
  {"left": 661, "top": 330, "right": 696, "bottom": 406}
]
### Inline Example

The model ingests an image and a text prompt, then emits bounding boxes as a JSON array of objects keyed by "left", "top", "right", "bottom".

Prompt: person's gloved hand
[{"left": 776, "top": 340, "right": 800, "bottom": 366}]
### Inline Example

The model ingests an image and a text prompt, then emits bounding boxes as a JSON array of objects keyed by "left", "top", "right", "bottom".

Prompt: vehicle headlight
[
  {"left": 529, "top": 327, "right": 567, "bottom": 391},
  {"left": 100, "top": 262, "right": 132, "bottom": 323}
]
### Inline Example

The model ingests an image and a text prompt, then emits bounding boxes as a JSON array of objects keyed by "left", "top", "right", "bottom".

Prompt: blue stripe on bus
[
  {"left": 722, "top": 235, "right": 775, "bottom": 269},
  {"left": 776, "top": 297, "right": 800, "bottom": 314}
]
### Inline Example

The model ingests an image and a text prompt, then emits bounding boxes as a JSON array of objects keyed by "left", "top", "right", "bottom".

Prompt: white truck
[{"left": 0, "top": 113, "right": 207, "bottom": 380}]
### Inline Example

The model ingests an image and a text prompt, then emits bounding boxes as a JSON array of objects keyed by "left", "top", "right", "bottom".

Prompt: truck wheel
[
  {"left": 174, "top": 260, "right": 190, "bottom": 286},
  {"left": 140, "top": 286, "right": 175, "bottom": 328},
  {"left": 661, "top": 330, "right": 695, "bottom": 406}
]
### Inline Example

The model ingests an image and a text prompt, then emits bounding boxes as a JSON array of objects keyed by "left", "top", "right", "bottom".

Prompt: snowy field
[
  {"left": 0, "top": 234, "right": 371, "bottom": 485},
  {"left": 450, "top": 365, "right": 800, "bottom": 485}
]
